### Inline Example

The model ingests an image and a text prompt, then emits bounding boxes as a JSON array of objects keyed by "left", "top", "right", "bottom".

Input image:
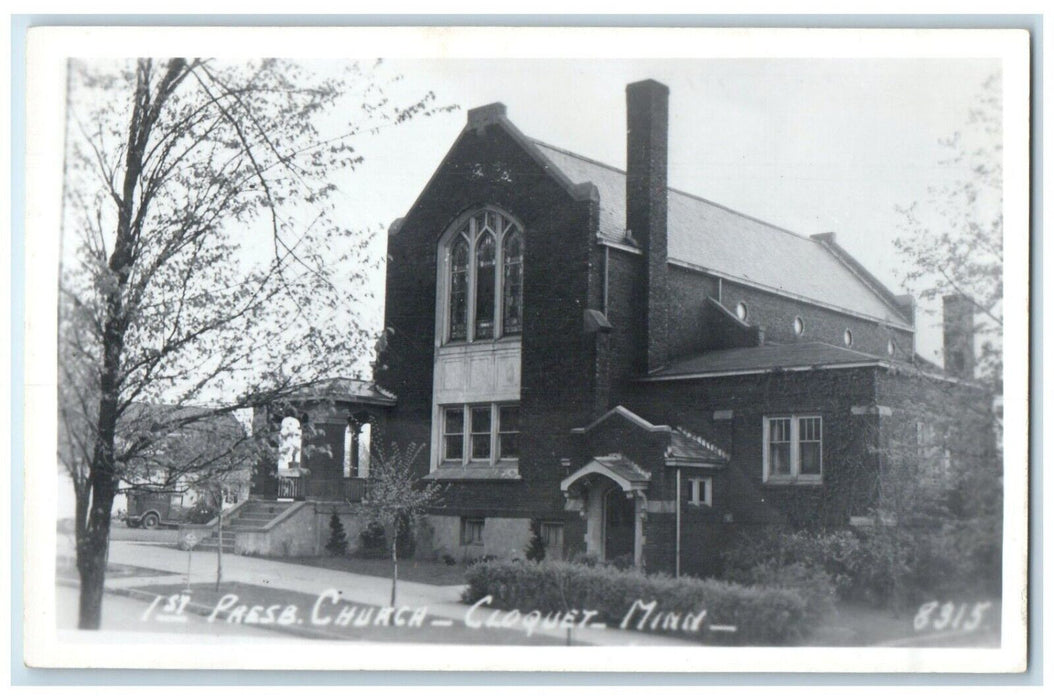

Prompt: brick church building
[{"left": 370, "top": 79, "right": 983, "bottom": 576}]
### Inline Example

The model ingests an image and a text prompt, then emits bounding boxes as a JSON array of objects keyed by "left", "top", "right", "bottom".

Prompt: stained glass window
[
  {"left": 449, "top": 235, "right": 469, "bottom": 341},
  {"left": 502, "top": 229, "right": 523, "bottom": 335},
  {"left": 474, "top": 232, "right": 496, "bottom": 339}
]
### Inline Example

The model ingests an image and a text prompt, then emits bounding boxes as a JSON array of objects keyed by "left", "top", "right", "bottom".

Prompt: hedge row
[{"left": 462, "top": 559, "right": 819, "bottom": 645}]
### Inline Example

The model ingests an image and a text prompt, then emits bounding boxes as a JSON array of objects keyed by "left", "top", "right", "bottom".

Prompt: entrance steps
[{"left": 195, "top": 500, "right": 299, "bottom": 553}]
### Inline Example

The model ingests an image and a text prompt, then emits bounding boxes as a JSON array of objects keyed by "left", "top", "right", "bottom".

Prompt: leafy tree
[
  {"left": 59, "top": 57, "right": 453, "bottom": 628},
  {"left": 895, "top": 73, "right": 1003, "bottom": 388},
  {"left": 874, "top": 73, "right": 1005, "bottom": 605},
  {"left": 325, "top": 512, "right": 349, "bottom": 557},
  {"left": 361, "top": 442, "right": 442, "bottom": 605}
]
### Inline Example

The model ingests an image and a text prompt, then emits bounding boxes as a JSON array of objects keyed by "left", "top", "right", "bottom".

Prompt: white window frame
[
  {"left": 687, "top": 476, "right": 713, "bottom": 506},
  {"left": 763, "top": 414, "right": 823, "bottom": 483},
  {"left": 441, "top": 402, "right": 520, "bottom": 466},
  {"left": 439, "top": 209, "right": 524, "bottom": 345}
]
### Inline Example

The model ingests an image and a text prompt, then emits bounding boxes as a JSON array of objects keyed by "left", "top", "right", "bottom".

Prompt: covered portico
[
  {"left": 561, "top": 454, "right": 650, "bottom": 568},
  {"left": 251, "top": 377, "right": 396, "bottom": 502}
]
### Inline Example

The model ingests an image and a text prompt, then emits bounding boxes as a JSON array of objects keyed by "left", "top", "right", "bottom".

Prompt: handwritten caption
[
  {"left": 913, "top": 600, "right": 993, "bottom": 634},
  {"left": 140, "top": 589, "right": 736, "bottom": 637}
]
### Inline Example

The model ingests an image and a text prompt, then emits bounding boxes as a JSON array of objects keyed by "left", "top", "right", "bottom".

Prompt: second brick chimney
[
  {"left": 626, "top": 79, "right": 670, "bottom": 374},
  {"left": 943, "top": 294, "right": 976, "bottom": 379}
]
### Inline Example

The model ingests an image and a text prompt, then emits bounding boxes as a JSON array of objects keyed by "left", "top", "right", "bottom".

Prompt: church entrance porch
[
  {"left": 602, "top": 486, "right": 636, "bottom": 563},
  {"left": 560, "top": 454, "right": 650, "bottom": 568}
]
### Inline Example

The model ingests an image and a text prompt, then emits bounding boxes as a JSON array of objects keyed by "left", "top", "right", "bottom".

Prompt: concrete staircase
[{"left": 196, "top": 500, "right": 298, "bottom": 553}]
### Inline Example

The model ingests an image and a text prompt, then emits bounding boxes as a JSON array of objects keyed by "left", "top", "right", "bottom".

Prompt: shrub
[
  {"left": 525, "top": 520, "right": 546, "bottom": 562},
  {"left": 724, "top": 561, "right": 835, "bottom": 630},
  {"left": 721, "top": 523, "right": 1001, "bottom": 611},
  {"left": 325, "top": 512, "right": 348, "bottom": 556},
  {"left": 569, "top": 552, "right": 601, "bottom": 568},
  {"left": 185, "top": 501, "right": 218, "bottom": 525},
  {"left": 721, "top": 527, "right": 858, "bottom": 599},
  {"left": 358, "top": 520, "right": 387, "bottom": 559},
  {"left": 463, "top": 559, "right": 814, "bottom": 645}
]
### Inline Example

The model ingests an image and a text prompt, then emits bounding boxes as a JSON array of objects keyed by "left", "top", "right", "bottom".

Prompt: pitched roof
[
  {"left": 533, "top": 141, "right": 910, "bottom": 327},
  {"left": 669, "top": 428, "right": 730, "bottom": 463},
  {"left": 645, "top": 341, "right": 886, "bottom": 380},
  {"left": 569, "top": 405, "right": 729, "bottom": 466},
  {"left": 287, "top": 377, "right": 397, "bottom": 405},
  {"left": 593, "top": 454, "right": 652, "bottom": 484},
  {"left": 561, "top": 453, "right": 651, "bottom": 493}
]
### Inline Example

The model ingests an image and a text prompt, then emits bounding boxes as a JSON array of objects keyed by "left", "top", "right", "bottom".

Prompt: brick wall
[
  {"left": 377, "top": 119, "right": 598, "bottom": 522},
  {"left": 715, "top": 276, "right": 915, "bottom": 360},
  {"left": 626, "top": 366, "right": 882, "bottom": 527}
]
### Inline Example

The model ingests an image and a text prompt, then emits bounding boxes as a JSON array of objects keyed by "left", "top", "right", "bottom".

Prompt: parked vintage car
[{"left": 124, "top": 489, "right": 194, "bottom": 529}]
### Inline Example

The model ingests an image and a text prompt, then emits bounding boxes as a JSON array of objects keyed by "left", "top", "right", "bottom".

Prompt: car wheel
[{"left": 141, "top": 513, "right": 160, "bottom": 529}]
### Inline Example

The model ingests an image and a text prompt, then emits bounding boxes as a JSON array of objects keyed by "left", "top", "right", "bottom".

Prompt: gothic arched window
[
  {"left": 449, "top": 236, "right": 470, "bottom": 341},
  {"left": 442, "top": 209, "right": 524, "bottom": 343},
  {"left": 502, "top": 228, "right": 523, "bottom": 335},
  {"left": 475, "top": 231, "right": 496, "bottom": 339}
]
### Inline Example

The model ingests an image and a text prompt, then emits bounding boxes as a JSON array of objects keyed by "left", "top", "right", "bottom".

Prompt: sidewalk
[{"left": 81, "top": 540, "right": 695, "bottom": 646}]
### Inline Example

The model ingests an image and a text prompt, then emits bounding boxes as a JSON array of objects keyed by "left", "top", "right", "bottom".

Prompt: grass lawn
[{"left": 258, "top": 554, "right": 472, "bottom": 586}]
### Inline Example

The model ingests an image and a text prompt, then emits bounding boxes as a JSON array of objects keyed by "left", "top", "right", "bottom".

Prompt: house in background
[{"left": 374, "top": 78, "right": 990, "bottom": 576}]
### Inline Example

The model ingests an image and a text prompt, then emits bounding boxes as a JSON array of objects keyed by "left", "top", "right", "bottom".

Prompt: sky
[{"left": 320, "top": 57, "right": 1001, "bottom": 365}]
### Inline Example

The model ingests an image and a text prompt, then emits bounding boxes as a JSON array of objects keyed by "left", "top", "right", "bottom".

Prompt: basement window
[
  {"left": 763, "top": 415, "right": 823, "bottom": 483},
  {"left": 461, "top": 518, "right": 485, "bottom": 546},
  {"left": 541, "top": 522, "right": 564, "bottom": 548}
]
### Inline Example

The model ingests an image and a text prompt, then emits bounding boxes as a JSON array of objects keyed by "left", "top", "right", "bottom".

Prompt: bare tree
[
  {"left": 360, "top": 442, "right": 442, "bottom": 606},
  {"left": 58, "top": 57, "right": 454, "bottom": 628}
]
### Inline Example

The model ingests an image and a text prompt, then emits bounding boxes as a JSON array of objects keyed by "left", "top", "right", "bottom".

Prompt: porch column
[{"left": 633, "top": 491, "right": 645, "bottom": 569}]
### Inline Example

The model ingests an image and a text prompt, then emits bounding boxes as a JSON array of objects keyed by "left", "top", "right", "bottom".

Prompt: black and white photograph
[{"left": 21, "top": 25, "right": 1030, "bottom": 673}]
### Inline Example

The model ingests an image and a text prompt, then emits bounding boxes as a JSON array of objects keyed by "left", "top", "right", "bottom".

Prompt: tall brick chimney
[
  {"left": 626, "top": 79, "right": 670, "bottom": 373},
  {"left": 943, "top": 294, "right": 976, "bottom": 379}
]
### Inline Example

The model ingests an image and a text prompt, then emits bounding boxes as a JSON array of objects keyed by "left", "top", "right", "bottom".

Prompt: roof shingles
[
  {"left": 533, "top": 141, "right": 907, "bottom": 326},
  {"left": 647, "top": 341, "right": 885, "bottom": 379}
]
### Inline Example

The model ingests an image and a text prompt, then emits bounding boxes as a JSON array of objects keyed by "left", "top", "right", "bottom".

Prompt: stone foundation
[{"left": 424, "top": 514, "right": 532, "bottom": 562}]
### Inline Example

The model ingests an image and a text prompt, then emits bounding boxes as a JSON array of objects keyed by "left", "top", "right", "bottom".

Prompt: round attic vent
[
  {"left": 844, "top": 329, "right": 854, "bottom": 347},
  {"left": 735, "top": 302, "right": 748, "bottom": 321},
  {"left": 793, "top": 316, "right": 805, "bottom": 336},
  {"left": 887, "top": 339, "right": 897, "bottom": 356}
]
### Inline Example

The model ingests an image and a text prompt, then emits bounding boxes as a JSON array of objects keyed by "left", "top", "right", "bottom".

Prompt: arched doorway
[
  {"left": 559, "top": 454, "right": 650, "bottom": 568},
  {"left": 603, "top": 487, "right": 635, "bottom": 562}
]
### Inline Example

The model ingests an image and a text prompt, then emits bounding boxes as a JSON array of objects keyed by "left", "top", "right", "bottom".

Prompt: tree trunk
[
  {"left": 75, "top": 487, "right": 115, "bottom": 629},
  {"left": 390, "top": 536, "right": 398, "bottom": 607},
  {"left": 216, "top": 506, "right": 224, "bottom": 591}
]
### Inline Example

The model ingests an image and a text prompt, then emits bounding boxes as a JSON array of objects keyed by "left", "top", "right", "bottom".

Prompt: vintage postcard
[{"left": 21, "top": 25, "right": 1030, "bottom": 673}]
